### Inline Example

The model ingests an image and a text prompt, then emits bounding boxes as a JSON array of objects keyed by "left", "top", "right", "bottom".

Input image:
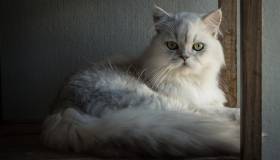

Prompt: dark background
[{"left": 1, "top": 0, "right": 217, "bottom": 120}]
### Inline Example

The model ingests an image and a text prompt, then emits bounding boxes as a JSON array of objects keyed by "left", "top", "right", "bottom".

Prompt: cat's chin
[
  {"left": 175, "top": 61, "right": 203, "bottom": 76},
  {"left": 173, "top": 63, "right": 193, "bottom": 75},
  {"left": 182, "top": 62, "right": 189, "bottom": 67},
  {"left": 178, "top": 61, "right": 191, "bottom": 69}
]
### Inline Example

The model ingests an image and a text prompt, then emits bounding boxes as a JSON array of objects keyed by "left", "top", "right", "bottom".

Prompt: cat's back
[
  {"left": 69, "top": 64, "right": 141, "bottom": 93},
  {"left": 52, "top": 62, "right": 152, "bottom": 113}
]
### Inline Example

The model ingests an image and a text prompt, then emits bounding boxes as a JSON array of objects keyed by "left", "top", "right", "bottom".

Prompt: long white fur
[
  {"left": 42, "top": 7, "right": 240, "bottom": 158},
  {"left": 42, "top": 107, "right": 239, "bottom": 156}
]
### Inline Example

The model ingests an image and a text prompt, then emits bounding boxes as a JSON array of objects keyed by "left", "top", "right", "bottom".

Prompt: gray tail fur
[{"left": 42, "top": 107, "right": 240, "bottom": 158}]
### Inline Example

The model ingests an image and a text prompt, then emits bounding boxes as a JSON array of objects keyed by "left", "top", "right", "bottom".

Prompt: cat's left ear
[{"left": 202, "top": 9, "right": 222, "bottom": 38}]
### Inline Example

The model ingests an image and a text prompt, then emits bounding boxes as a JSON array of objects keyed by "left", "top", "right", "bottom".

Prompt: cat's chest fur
[{"left": 156, "top": 77, "right": 226, "bottom": 111}]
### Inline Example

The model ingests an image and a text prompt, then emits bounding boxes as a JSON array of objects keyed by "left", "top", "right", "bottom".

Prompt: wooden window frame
[
  {"left": 240, "top": 0, "right": 262, "bottom": 160},
  {"left": 219, "top": 0, "right": 262, "bottom": 160},
  {"left": 219, "top": 0, "right": 237, "bottom": 108}
]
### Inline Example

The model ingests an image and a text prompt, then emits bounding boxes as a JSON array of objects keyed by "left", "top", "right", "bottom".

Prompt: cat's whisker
[
  {"left": 154, "top": 69, "right": 167, "bottom": 88},
  {"left": 149, "top": 66, "right": 165, "bottom": 89},
  {"left": 154, "top": 67, "right": 169, "bottom": 87},
  {"left": 194, "top": 56, "right": 202, "bottom": 65},
  {"left": 137, "top": 68, "right": 147, "bottom": 80},
  {"left": 150, "top": 64, "right": 174, "bottom": 89},
  {"left": 106, "top": 59, "right": 116, "bottom": 71},
  {"left": 150, "top": 69, "right": 164, "bottom": 89},
  {"left": 157, "top": 66, "right": 174, "bottom": 88},
  {"left": 126, "top": 64, "right": 134, "bottom": 74}
]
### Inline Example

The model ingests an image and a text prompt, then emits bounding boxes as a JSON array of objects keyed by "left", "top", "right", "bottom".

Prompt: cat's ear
[
  {"left": 202, "top": 9, "right": 222, "bottom": 38},
  {"left": 153, "top": 5, "right": 170, "bottom": 24}
]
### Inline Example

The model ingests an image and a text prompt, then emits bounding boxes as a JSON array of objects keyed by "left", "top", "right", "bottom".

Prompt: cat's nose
[{"left": 179, "top": 55, "right": 189, "bottom": 61}]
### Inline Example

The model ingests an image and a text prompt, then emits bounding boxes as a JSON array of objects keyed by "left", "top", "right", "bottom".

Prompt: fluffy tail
[{"left": 42, "top": 107, "right": 240, "bottom": 158}]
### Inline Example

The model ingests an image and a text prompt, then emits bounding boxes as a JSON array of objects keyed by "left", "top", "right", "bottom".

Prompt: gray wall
[
  {"left": 2, "top": 0, "right": 217, "bottom": 120},
  {"left": 262, "top": 0, "right": 280, "bottom": 159}
]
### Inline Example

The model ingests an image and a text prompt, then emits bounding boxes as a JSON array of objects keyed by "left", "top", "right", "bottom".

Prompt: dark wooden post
[
  {"left": 218, "top": 0, "right": 237, "bottom": 107},
  {"left": 241, "top": 0, "right": 262, "bottom": 160}
]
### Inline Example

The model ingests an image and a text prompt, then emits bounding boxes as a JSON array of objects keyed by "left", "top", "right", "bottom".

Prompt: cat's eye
[
  {"left": 192, "top": 42, "right": 205, "bottom": 51},
  {"left": 166, "top": 41, "right": 179, "bottom": 50}
]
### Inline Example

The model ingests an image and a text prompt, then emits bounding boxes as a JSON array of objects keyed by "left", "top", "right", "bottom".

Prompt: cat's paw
[{"left": 41, "top": 108, "right": 84, "bottom": 151}]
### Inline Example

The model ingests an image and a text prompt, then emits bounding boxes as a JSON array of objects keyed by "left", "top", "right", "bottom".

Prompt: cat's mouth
[
  {"left": 171, "top": 57, "right": 190, "bottom": 68},
  {"left": 181, "top": 59, "right": 189, "bottom": 67}
]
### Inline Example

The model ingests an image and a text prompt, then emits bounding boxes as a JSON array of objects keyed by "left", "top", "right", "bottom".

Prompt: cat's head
[{"left": 143, "top": 6, "right": 225, "bottom": 85}]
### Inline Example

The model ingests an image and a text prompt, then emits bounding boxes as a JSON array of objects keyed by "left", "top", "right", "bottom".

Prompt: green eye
[
  {"left": 192, "top": 42, "right": 205, "bottom": 51},
  {"left": 166, "top": 41, "right": 179, "bottom": 50}
]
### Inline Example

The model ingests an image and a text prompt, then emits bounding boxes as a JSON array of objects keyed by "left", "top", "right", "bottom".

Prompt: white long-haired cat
[{"left": 42, "top": 6, "right": 240, "bottom": 158}]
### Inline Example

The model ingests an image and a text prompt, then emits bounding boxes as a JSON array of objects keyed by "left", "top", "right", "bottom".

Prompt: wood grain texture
[
  {"left": 218, "top": 0, "right": 237, "bottom": 107},
  {"left": 240, "top": 0, "right": 262, "bottom": 160}
]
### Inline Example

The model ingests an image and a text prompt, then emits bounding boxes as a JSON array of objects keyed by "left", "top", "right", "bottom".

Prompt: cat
[{"left": 42, "top": 6, "right": 240, "bottom": 158}]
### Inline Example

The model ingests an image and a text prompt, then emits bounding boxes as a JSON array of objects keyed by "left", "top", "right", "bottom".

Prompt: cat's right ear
[
  {"left": 153, "top": 5, "right": 170, "bottom": 23},
  {"left": 153, "top": 5, "right": 170, "bottom": 32}
]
